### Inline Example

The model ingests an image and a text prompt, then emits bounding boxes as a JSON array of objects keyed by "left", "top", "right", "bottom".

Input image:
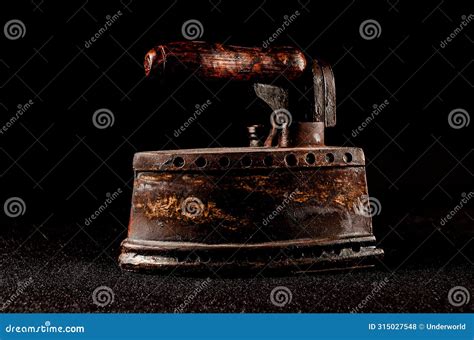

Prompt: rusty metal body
[
  {"left": 119, "top": 41, "right": 383, "bottom": 274},
  {"left": 120, "top": 146, "right": 382, "bottom": 273}
]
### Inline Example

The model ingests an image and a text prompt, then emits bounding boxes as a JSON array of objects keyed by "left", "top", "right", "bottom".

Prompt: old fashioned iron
[{"left": 119, "top": 41, "right": 383, "bottom": 274}]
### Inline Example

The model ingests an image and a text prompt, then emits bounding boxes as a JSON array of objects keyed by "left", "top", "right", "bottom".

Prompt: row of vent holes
[{"left": 172, "top": 152, "right": 353, "bottom": 168}]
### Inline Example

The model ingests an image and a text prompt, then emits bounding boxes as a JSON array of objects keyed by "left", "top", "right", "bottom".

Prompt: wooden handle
[{"left": 144, "top": 41, "right": 307, "bottom": 81}]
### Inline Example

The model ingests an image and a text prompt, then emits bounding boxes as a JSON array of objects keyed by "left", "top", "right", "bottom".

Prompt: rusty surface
[
  {"left": 313, "top": 59, "right": 336, "bottom": 127},
  {"left": 132, "top": 145, "right": 363, "bottom": 171},
  {"left": 119, "top": 42, "right": 383, "bottom": 275},
  {"left": 254, "top": 83, "right": 290, "bottom": 147},
  {"left": 121, "top": 147, "right": 382, "bottom": 274},
  {"left": 128, "top": 154, "right": 371, "bottom": 244},
  {"left": 144, "top": 41, "right": 307, "bottom": 81},
  {"left": 290, "top": 122, "right": 325, "bottom": 146}
]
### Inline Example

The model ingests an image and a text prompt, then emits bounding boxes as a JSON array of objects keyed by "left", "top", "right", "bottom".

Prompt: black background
[{"left": 0, "top": 0, "right": 472, "bottom": 312}]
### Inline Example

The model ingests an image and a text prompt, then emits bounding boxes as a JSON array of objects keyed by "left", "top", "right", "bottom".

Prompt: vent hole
[
  {"left": 325, "top": 153, "right": 335, "bottom": 163},
  {"left": 305, "top": 153, "right": 316, "bottom": 165},
  {"left": 285, "top": 154, "right": 298, "bottom": 166},
  {"left": 241, "top": 156, "right": 252, "bottom": 167},
  {"left": 263, "top": 155, "right": 273, "bottom": 166},
  {"left": 219, "top": 156, "right": 230, "bottom": 168},
  {"left": 173, "top": 157, "right": 184, "bottom": 168},
  {"left": 343, "top": 153, "right": 353, "bottom": 163},
  {"left": 195, "top": 157, "right": 207, "bottom": 168}
]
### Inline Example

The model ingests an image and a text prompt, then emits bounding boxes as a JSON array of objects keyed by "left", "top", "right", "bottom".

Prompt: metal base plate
[{"left": 119, "top": 237, "right": 383, "bottom": 275}]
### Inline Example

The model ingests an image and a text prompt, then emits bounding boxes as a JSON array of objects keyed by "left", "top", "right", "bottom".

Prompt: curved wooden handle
[{"left": 144, "top": 41, "right": 307, "bottom": 81}]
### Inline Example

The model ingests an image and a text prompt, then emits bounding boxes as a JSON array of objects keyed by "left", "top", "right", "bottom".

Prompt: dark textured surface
[{"left": 1, "top": 218, "right": 472, "bottom": 313}]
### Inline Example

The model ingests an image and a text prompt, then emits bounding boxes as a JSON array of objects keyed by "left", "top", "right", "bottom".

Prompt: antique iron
[{"left": 119, "top": 42, "right": 383, "bottom": 274}]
